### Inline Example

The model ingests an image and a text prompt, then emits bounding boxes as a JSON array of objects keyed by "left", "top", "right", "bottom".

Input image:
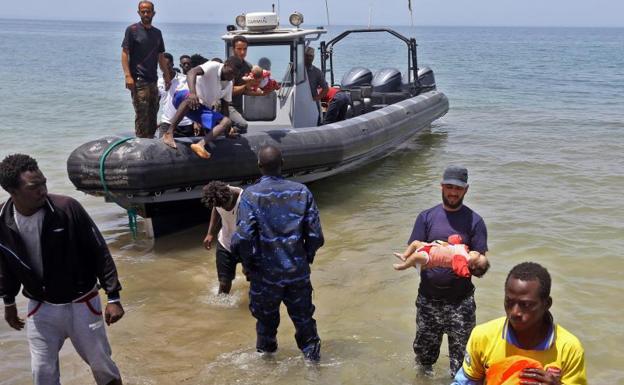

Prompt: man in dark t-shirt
[
  {"left": 121, "top": 1, "right": 171, "bottom": 138},
  {"left": 407, "top": 165, "right": 488, "bottom": 377},
  {"left": 227, "top": 35, "right": 253, "bottom": 134},
  {"left": 304, "top": 47, "right": 328, "bottom": 101},
  {"left": 304, "top": 47, "right": 329, "bottom": 125}
]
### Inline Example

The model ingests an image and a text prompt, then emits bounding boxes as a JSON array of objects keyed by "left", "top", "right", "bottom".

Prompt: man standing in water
[
  {"left": 0, "top": 154, "right": 124, "bottom": 385},
  {"left": 201, "top": 181, "right": 244, "bottom": 295},
  {"left": 121, "top": 0, "right": 171, "bottom": 138},
  {"left": 452, "top": 262, "right": 586, "bottom": 385},
  {"left": 231, "top": 145, "right": 324, "bottom": 362},
  {"left": 408, "top": 165, "right": 488, "bottom": 377}
]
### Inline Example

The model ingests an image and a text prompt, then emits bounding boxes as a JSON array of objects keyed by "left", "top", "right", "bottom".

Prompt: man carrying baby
[{"left": 406, "top": 165, "right": 489, "bottom": 378}]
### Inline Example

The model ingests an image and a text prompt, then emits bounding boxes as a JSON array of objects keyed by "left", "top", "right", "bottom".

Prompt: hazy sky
[{"left": 2, "top": 0, "right": 623, "bottom": 27}]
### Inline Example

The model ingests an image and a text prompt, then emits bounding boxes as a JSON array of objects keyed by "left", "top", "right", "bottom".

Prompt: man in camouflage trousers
[
  {"left": 407, "top": 165, "right": 488, "bottom": 377},
  {"left": 121, "top": 1, "right": 171, "bottom": 138}
]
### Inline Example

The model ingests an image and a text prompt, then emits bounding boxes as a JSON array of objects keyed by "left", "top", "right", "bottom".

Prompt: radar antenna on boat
[{"left": 324, "top": 0, "right": 331, "bottom": 26}]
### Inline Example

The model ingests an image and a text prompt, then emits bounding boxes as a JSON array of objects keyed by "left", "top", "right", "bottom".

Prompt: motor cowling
[
  {"left": 341, "top": 67, "right": 373, "bottom": 88},
  {"left": 372, "top": 68, "right": 402, "bottom": 92},
  {"left": 417, "top": 66, "right": 436, "bottom": 90}
]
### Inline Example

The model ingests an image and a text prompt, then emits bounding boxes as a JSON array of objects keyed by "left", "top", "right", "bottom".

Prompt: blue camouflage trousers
[
  {"left": 413, "top": 293, "right": 476, "bottom": 376},
  {"left": 249, "top": 277, "right": 320, "bottom": 354}
]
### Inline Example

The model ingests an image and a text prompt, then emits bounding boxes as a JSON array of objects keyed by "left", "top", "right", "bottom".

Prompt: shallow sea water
[{"left": 0, "top": 20, "right": 623, "bottom": 384}]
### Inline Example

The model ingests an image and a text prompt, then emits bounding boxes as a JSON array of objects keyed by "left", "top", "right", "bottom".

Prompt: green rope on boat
[
  {"left": 98, "top": 137, "right": 139, "bottom": 239},
  {"left": 127, "top": 207, "right": 138, "bottom": 240}
]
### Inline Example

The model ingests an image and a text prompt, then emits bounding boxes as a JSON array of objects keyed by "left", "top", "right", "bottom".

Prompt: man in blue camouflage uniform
[{"left": 231, "top": 145, "right": 324, "bottom": 362}]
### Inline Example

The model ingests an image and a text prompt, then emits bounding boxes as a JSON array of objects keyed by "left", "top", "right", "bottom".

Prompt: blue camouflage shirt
[{"left": 231, "top": 176, "right": 324, "bottom": 284}]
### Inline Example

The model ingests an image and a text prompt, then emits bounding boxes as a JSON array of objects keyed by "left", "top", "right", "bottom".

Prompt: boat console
[{"left": 221, "top": 12, "right": 437, "bottom": 129}]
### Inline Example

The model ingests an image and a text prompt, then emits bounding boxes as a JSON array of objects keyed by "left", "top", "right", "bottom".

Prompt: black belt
[{"left": 135, "top": 76, "right": 154, "bottom": 83}]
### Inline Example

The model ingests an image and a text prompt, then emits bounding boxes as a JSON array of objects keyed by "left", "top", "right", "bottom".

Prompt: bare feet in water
[
  {"left": 163, "top": 132, "right": 177, "bottom": 149},
  {"left": 190, "top": 142, "right": 211, "bottom": 159}
]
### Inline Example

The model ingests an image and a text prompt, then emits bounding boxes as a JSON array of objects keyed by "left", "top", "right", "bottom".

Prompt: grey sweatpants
[{"left": 26, "top": 295, "right": 121, "bottom": 385}]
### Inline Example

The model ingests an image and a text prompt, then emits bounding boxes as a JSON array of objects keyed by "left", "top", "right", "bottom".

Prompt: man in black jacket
[{"left": 0, "top": 154, "right": 124, "bottom": 385}]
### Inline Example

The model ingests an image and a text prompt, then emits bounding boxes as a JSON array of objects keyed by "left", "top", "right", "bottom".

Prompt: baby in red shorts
[
  {"left": 243, "top": 65, "right": 281, "bottom": 93},
  {"left": 393, "top": 234, "right": 489, "bottom": 277}
]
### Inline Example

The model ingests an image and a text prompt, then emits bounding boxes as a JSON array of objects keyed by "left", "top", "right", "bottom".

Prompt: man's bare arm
[
  {"left": 121, "top": 48, "right": 134, "bottom": 91},
  {"left": 186, "top": 66, "right": 205, "bottom": 110},
  {"left": 204, "top": 207, "right": 222, "bottom": 250}
]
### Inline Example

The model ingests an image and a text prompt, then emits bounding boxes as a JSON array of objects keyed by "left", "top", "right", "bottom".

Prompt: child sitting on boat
[
  {"left": 393, "top": 234, "right": 489, "bottom": 277},
  {"left": 242, "top": 65, "right": 280, "bottom": 93}
]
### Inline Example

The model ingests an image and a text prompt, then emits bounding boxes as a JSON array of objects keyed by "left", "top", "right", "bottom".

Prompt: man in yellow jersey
[{"left": 452, "top": 262, "right": 586, "bottom": 385}]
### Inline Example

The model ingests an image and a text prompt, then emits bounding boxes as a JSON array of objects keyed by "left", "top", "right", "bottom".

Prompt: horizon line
[{"left": 1, "top": 16, "right": 623, "bottom": 29}]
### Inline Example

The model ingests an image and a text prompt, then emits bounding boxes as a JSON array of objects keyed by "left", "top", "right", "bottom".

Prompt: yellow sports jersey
[{"left": 462, "top": 316, "right": 587, "bottom": 385}]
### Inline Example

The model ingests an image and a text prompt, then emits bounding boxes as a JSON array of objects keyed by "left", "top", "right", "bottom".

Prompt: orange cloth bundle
[{"left": 485, "top": 355, "right": 543, "bottom": 385}]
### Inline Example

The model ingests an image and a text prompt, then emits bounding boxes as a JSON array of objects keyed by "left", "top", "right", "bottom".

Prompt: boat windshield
[{"left": 245, "top": 44, "right": 292, "bottom": 86}]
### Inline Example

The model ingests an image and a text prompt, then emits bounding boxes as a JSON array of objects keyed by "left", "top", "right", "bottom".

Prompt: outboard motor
[
  {"left": 341, "top": 67, "right": 373, "bottom": 88},
  {"left": 372, "top": 68, "right": 402, "bottom": 92},
  {"left": 417, "top": 66, "right": 436, "bottom": 91}
]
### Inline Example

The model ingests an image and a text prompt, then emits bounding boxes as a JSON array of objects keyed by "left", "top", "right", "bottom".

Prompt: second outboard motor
[
  {"left": 417, "top": 66, "right": 436, "bottom": 90},
  {"left": 341, "top": 67, "right": 373, "bottom": 88},
  {"left": 372, "top": 68, "right": 402, "bottom": 92}
]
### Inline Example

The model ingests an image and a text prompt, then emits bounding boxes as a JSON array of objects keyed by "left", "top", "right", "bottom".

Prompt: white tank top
[{"left": 216, "top": 187, "right": 242, "bottom": 252}]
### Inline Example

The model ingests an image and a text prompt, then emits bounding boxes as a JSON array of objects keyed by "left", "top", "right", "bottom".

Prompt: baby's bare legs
[
  {"left": 393, "top": 250, "right": 429, "bottom": 270},
  {"left": 396, "top": 240, "right": 426, "bottom": 259}
]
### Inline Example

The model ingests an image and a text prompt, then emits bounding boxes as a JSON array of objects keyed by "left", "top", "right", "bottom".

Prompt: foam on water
[{"left": 200, "top": 282, "right": 244, "bottom": 308}]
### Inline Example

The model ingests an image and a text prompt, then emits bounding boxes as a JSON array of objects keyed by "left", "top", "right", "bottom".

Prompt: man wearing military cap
[{"left": 406, "top": 165, "right": 489, "bottom": 377}]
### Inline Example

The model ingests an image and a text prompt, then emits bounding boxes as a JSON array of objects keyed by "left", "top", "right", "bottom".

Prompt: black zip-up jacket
[{"left": 0, "top": 194, "right": 122, "bottom": 305}]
